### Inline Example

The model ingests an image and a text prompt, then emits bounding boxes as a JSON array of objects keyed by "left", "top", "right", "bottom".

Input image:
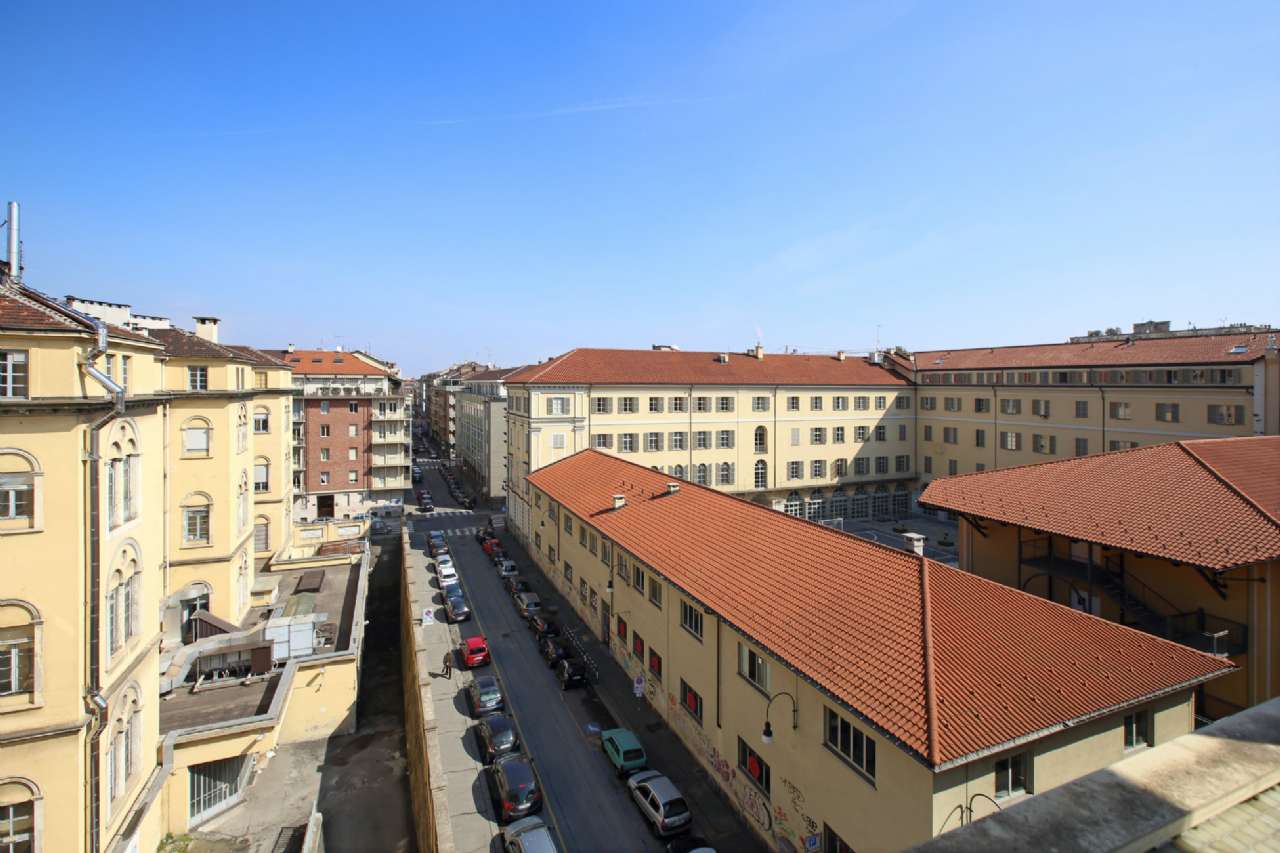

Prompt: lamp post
[{"left": 761, "top": 691, "right": 798, "bottom": 744}]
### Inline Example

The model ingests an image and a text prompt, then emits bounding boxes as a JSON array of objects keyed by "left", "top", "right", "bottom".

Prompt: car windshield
[
  {"left": 623, "top": 748, "right": 645, "bottom": 762},
  {"left": 502, "top": 761, "right": 536, "bottom": 793},
  {"left": 480, "top": 685, "right": 500, "bottom": 701},
  {"left": 663, "top": 798, "right": 689, "bottom": 817}
]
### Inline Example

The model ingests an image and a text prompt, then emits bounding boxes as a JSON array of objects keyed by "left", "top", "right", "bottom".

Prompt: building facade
[
  {"left": 516, "top": 450, "right": 1231, "bottom": 852},
  {"left": 425, "top": 361, "right": 488, "bottom": 459},
  {"left": 267, "top": 347, "right": 411, "bottom": 521},
  {"left": 456, "top": 366, "right": 521, "bottom": 501}
]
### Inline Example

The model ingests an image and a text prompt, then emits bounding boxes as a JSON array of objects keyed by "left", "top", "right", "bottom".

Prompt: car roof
[
  {"left": 518, "top": 592, "right": 541, "bottom": 603},
  {"left": 482, "top": 714, "right": 513, "bottom": 734},
  {"left": 465, "top": 635, "right": 487, "bottom": 649},
  {"left": 638, "top": 773, "right": 681, "bottom": 801},
  {"left": 475, "top": 674, "right": 499, "bottom": 688},
  {"left": 602, "top": 728, "right": 641, "bottom": 748},
  {"left": 496, "top": 753, "right": 535, "bottom": 781},
  {"left": 509, "top": 821, "right": 557, "bottom": 853}
]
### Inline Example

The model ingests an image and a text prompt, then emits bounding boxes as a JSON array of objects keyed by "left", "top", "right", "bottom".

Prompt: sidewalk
[{"left": 493, "top": 527, "right": 766, "bottom": 853}]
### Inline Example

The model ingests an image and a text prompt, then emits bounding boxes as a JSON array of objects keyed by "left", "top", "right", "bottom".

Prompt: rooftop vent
[
  {"left": 612, "top": 494, "right": 626, "bottom": 510},
  {"left": 902, "top": 532, "right": 926, "bottom": 556},
  {"left": 1229, "top": 344, "right": 1248, "bottom": 354},
  {"left": 869, "top": 351, "right": 884, "bottom": 364},
  {"left": 717, "top": 353, "right": 729, "bottom": 364},
  {"left": 665, "top": 482, "right": 679, "bottom": 495}
]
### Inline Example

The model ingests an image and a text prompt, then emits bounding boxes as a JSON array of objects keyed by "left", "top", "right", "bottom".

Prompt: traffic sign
[{"left": 633, "top": 675, "right": 644, "bottom": 698}]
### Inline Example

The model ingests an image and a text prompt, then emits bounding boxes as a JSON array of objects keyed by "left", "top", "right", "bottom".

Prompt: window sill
[
  {"left": 823, "top": 744, "right": 876, "bottom": 788},
  {"left": 180, "top": 541, "right": 214, "bottom": 550},
  {"left": 737, "top": 672, "right": 771, "bottom": 699},
  {"left": 680, "top": 625, "right": 704, "bottom": 643},
  {"left": 0, "top": 525, "right": 42, "bottom": 536},
  {"left": 994, "top": 790, "right": 1030, "bottom": 806}
]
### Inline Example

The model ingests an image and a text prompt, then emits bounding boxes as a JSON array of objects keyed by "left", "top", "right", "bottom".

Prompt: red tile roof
[
  {"left": 527, "top": 451, "right": 1230, "bottom": 768},
  {"left": 264, "top": 349, "right": 392, "bottom": 376},
  {"left": 224, "top": 345, "right": 293, "bottom": 369},
  {"left": 0, "top": 284, "right": 157, "bottom": 345},
  {"left": 149, "top": 328, "right": 254, "bottom": 362},
  {"left": 919, "top": 437, "right": 1280, "bottom": 571},
  {"left": 505, "top": 348, "right": 907, "bottom": 386},
  {"left": 909, "top": 332, "right": 1274, "bottom": 371},
  {"left": 465, "top": 366, "right": 526, "bottom": 382}
]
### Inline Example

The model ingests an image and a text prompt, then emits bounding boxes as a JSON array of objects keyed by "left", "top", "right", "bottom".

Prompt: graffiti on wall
[{"left": 769, "top": 777, "right": 819, "bottom": 852}]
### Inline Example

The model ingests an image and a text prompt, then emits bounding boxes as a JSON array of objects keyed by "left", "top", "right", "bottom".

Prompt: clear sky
[{"left": 8, "top": 2, "right": 1279, "bottom": 376}]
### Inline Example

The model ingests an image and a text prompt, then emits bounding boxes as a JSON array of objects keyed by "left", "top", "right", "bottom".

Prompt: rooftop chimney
[
  {"left": 666, "top": 482, "right": 680, "bottom": 495},
  {"left": 836, "top": 350, "right": 846, "bottom": 361},
  {"left": 902, "top": 532, "right": 926, "bottom": 556},
  {"left": 287, "top": 343, "right": 295, "bottom": 353},
  {"left": 612, "top": 494, "right": 626, "bottom": 510},
  {"left": 335, "top": 344, "right": 344, "bottom": 353},
  {"left": 717, "top": 353, "right": 729, "bottom": 364},
  {"left": 193, "top": 316, "right": 220, "bottom": 343},
  {"left": 5, "top": 201, "right": 19, "bottom": 284},
  {"left": 752, "top": 343, "right": 764, "bottom": 360}
]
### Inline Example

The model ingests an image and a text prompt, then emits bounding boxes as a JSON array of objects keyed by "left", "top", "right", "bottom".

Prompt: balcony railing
[
  {"left": 372, "top": 407, "right": 409, "bottom": 421},
  {"left": 298, "top": 385, "right": 407, "bottom": 398}
]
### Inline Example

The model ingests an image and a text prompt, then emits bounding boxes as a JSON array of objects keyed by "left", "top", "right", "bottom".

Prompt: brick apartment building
[{"left": 268, "top": 346, "right": 412, "bottom": 520}]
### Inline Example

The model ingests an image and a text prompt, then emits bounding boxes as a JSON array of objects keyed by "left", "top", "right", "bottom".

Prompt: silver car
[
  {"left": 501, "top": 816, "right": 558, "bottom": 853},
  {"left": 626, "top": 770, "right": 692, "bottom": 837},
  {"left": 514, "top": 592, "right": 542, "bottom": 620}
]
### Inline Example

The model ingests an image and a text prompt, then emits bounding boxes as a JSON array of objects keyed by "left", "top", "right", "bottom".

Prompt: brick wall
[{"left": 305, "top": 398, "right": 373, "bottom": 493}]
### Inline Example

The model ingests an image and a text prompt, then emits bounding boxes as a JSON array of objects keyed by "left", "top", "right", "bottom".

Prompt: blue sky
[{"left": 8, "top": 2, "right": 1279, "bottom": 375}]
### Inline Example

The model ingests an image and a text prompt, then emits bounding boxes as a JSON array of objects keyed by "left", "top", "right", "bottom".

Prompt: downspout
[{"left": 82, "top": 321, "right": 125, "bottom": 853}]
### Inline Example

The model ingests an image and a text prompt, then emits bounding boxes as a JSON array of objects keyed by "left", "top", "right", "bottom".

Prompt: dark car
[
  {"left": 474, "top": 714, "right": 521, "bottom": 764},
  {"left": 468, "top": 674, "right": 504, "bottom": 717},
  {"left": 444, "top": 589, "right": 471, "bottom": 623},
  {"left": 505, "top": 577, "right": 532, "bottom": 598},
  {"left": 539, "top": 636, "right": 573, "bottom": 667},
  {"left": 529, "top": 615, "right": 560, "bottom": 640},
  {"left": 557, "top": 658, "right": 587, "bottom": 690},
  {"left": 667, "top": 837, "right": 716, "bottom": 853},
  {"left": 485, "top": 754, "right": 543, "bottom": 825}
]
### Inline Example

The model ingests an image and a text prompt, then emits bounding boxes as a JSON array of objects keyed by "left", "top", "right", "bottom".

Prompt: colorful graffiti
[{"left": 768, "top": 777, "right": 819, "bottom": 852}]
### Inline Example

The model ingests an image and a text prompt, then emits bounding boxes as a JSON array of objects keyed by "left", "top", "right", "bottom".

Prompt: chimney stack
[
  {"left": 666, "top": 482, "right": 680, "bottom": 495},
  {"left": 902, "top": 532, "right": 925, "bottom": 556},
  {"left": 287, "top": 343, "right": 295, "bottom": 353},
  {"left": 5, "top": 201, "right": 18, "bottom": 283},
  {"left": 612, "top": 494, "right": 626, "bottom": 510},
  {"left": 193, "top": 316, "right": 220, "bottom": 343},
  {"left": 752, "top": 343, "right": 764, "bottom": 360},
  {"left": 836, "top": 350, "right": 846, "bottom": 361}
]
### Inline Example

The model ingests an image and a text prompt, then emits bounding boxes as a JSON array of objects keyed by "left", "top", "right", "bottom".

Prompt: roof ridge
[
  {"left": 13, "top": 284, "right": 95, "bottom": 332},
  {"left": 913, "top": 330, "right": 1270, "bottom": 358},
  {"left": 1178, "top": 440, "right": 1280, "bottom": 530},
  {"left": 518, "top": 349, "right": 578, "bottom": 384},
  {"left": 919, "top": 556, "right": 940, "bottom": 766}
]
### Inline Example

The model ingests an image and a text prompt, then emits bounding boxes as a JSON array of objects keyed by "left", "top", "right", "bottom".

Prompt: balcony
[
  {"left": 300, "top": 385, "right": 406, "bottom": 399},
  {"left": 372, "top": 407, "right": 409, "bottom": 421},
  {"left": 371, "top": 476, "right": 409, "bottom": 490},
  {"left": 371, "top": 456, "right": 409, "bottom": 467}
]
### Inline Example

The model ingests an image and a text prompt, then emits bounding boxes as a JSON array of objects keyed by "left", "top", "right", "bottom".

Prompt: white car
[
  {"left": 496, "top": 559, "right": 519, "bottom": 577},
  {"left": 435, "top": 559, "right": 458, "bottom": 584},
  {"left": 501, "top": 816, "right": 558, "bottom": 853},
  {"left": 626, "top": 770, "right": 692, "bottom": 837}
]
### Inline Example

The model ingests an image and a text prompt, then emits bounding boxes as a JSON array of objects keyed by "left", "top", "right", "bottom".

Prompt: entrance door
[{"left": 317, "top": 495, "right": 335, "bottom": 519}]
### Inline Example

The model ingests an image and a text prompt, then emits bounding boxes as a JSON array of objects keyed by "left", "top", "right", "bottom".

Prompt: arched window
[
  {"left": 754, "top": 460, "right": 768, "bottom": 489},
  {"left": 0, "top": 449, "right": 42, "bottom": 533},
  {"left": 253, "top": 406, "right": 270, "bottom": 434},
  {"left": 106, "top": 544, "right": 142, "bottom": 657},
  {"left": 105, "top": 421, "right": 141, "bottom": 526},
  {"left": 784, "top": 491, "right": 802, "bottom": 516},
  {"left": 181, "top": 417, "right": 212, "bottom": 458},
  {"left": 717, "top": 462, "right": 734, "bottom": 486},
  {"left": 671, "top": 464, "right": 686, "bottom": 480},
  {"left": 753, "top": 426, "right": 768, "bottom": 453},
  {"left": 181, "top": 492, "right": 211, "bottom": 545},
  {"left": 254, "top": 515, "right": 270, "bottom": 552},
  {"left": 237, "top": 472, "right": 249, "bottom": 531},
  {"left": 253, "top": 457, "right": 270, "bottom": 495},
  {"left": 236, "top": 404, "right": 249, "bottom": 453},
  {"left": 106, "top": 684, "right": 142, "bottom": 808},
  {"left": 830, "top": 488, "right": 849, "bottom": 519},
  {"left": 0, "top": 777, "right": 40, "bottom": 853},
  {"left": 694, "top": 464, "right": 709, "bottom": 486},
  {"left": 806, "top": 490, "right": 825, "bottom": 520},
  {"left": 0, "top": 600, "right": 40, "bottom": 705},
  {"left": 236, "top": 552, "right": 250, "bottom": 617}
]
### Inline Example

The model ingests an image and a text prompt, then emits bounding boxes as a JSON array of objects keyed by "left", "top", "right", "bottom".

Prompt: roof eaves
[
  {"left": 1178, "top": 440, "right": 1280, "bottom": 530},
  {"left": 511, "top": 349, "right": 578, "bottom": 384}
]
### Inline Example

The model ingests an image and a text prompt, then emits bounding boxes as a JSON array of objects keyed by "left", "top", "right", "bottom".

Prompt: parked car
[
  {"left": 485, "top": 754, "right": 543, "bottom": 825},
  {"left": 666, "top": 837, "right": 715, "bottom": 853},
  {"left": 557, "top": 658, "right": 587, "bottom": 690},
  {"left": 529, "top": 615, "right": 560, "bottom": 640},
  {"left": 539, "top": 636, "right": 573, "bottom": 667},
  {"left": 474, "top": 713, "right": 521, "bottom": 764},
  {"left": 462, "top": 635, "right": 491, "bottom": 668},
  {"left": 422, "top": 501, "right": 435, "bottom": 513},
  {"left": 514, "top": 592, "right": 542, "bottom": 620},
  {"left": 497, "top": 559, "right": 519, "bottom": 577},
  {"left": 436, "top": 560, "right": 458, "bottom": 585},
  {"left": 490, "top": 548, "right": 509, "bottom": 565},
  {"left": 505, "top": 577, "right": 532, "bottom": 598},
  {"left": 627, "top": 770, "right": 692, "bottom": 837},
  {"left": 444, "top": 588, "right": 471, "bottom": 623},
  {"left": 601, "top": 728, "right": 648, "bottom": 777},
  {"left": 501, "top": 816, "right": 558, "bottom": 853},
  {"left": 482, "top": 538, "right": 502, "bottom": 556},
  {"left": 475, "top": 530, "right": 493, "bottom": 544},
  {"left": 468, "top": 674, "right": 504, "bottom": 717}
]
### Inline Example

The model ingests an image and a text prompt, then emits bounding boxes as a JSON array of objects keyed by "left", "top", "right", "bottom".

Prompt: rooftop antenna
[
  {"left": 875, "top": 324, "right": 881, "bottom": 353},
  {"left": 5, "top": 201, "right": 19, "bottom": 283}
]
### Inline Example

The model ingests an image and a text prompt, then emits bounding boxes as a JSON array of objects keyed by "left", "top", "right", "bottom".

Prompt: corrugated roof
[
  {"left": 911, "top": 332, "right": 1273, "bottom": 371},
  {"left": 527, "top": 450, "right": 1231, "bottom": 768},
  {"left": 919, "top": 437, "right": 1280, "bottom": 571},
  {"left": 263, "top": 349, "right": 392, "bottom": 376},
  {"left": 149, "top": 328, "right": 254, "bottom": 362},
  {"left": 505, "top": 348, "right": 907, "bottom": 386}
]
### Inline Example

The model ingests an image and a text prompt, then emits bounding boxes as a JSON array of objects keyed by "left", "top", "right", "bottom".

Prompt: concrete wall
[{"left": 399, "top": 527, "right": 444, "bottom": 853}]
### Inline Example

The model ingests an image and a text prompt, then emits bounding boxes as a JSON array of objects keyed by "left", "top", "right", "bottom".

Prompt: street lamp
[{"left": 761, "top": 691, "right": 797, "bottom": 744}]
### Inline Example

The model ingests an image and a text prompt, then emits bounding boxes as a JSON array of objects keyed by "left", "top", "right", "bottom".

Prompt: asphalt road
[{"left": 413, "top": 463, "right": 662, "bottom": 853}]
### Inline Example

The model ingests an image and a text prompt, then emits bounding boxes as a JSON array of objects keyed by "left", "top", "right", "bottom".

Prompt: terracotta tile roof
[
  {"left": 465, "top": 366, "right": 525, "bottom": 382},
  {"left": 263, "top": 349, "right": 392, "bottom": 376},
  {"left": 149, "top": 328, "right": 254, "bottom": 362},
  {"left": 527, "top": 450, "right": 1231, "bottom": 768},
  {"left": 0, "top": 284, "right": 157, "bottom": 345},
  {"left": 224, "top": 344, "right": 293, "bottom": 369},
  {"left": 919, "top": 437, "right": 1280, "bottom": 571},
  {"left": 505, "top": 348, "right": 907, "bottom": 387},
  {"left": 910, "top": 332, "right": 1274, "bottom": 371}
]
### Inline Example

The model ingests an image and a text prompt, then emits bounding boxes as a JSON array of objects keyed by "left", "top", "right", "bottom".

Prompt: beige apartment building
[
  {"left": 456, "top": 366, "right": 521, "bottom": 501},
  {"left": 517, "top": 450, "right": 1232, "bottom": 852},
  {"left": 896, "top": 323, "right": 1279, "bottom": 484},
  {"left": 505, "top": 346, "right": 918, "bottom": 534},
  {"left": 1, "top": 251, "right": 369, "bottom": 852}
]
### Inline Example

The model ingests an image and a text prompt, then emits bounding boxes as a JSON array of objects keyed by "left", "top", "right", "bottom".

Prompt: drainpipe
[{"left": 81, "top": 321, "right": 125, "bottom": 853}]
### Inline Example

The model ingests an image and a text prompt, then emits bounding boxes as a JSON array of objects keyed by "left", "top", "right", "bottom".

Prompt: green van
[{"left": 601, "top": 728, "right": 648, "bottom": 777}]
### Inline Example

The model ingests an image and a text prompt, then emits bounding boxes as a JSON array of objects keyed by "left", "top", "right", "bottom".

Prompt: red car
[
  {"left": 482, "top": 538, "right": 502, "bottom": 556},
  {"left": 463, "top": 636, "right": 491, "bottom": 668}
]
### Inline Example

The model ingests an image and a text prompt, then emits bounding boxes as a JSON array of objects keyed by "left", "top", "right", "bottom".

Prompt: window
[
  {"left": 787, "top": 461, "right": 802, "bottom": 480},
  {"left": 347, "top": 447, "right": 358, "bottom": 461},
  {"left": 0, "top": 624, "right": 35, "bottom": 696},
  {"left": 874, "top": 396, "right": 886, "bottom": 410},
  {"left": 1124, "top": 710, "right": 1151, "bottom": 750},
  {"left": 579, "top": 524, "right": 588, "bottom": 547},
  {"left": 648, "top": 649, "right": 663, "bottom": 680},
  {"left": 1000, "top": 431, "right": 1022, "bottom": 451},
  {"left": 184, "top": 506, "right": 210, "bottom": 544},
  {"left": 601, "top": 539, "right": 612, "bottom": 565},
  {"left": 717, "top": 396, "right": 734, "bottom": 412},
  {"left": 833, "top": 395, "right": 849, "bottom": 411},
  {"left": 187, "top": 366, "right": 208, "bottom": 391},
  {"left": 875, "top": 456, "right": 889, "bottom": 474},
  {"left": 1109, "top": 401, "right": 1132, "bottom": 420},
  {"left": 824, "top": 824, "right": 855, "bottom": 853},
  {"left": 787, "top": 396, "right": 800, "bottom": 411},
  {"left": 592, "top": 396, "right": 612, "bottom": 414},
  {"left": 347, "top": 424, "right": 358, "bottom": 438},
  {"left": 648, "top": 396, "right": 663, "bottom": 413},
  {"left": 645, "top": 432, "right": 663, "bottom": 452},
  {"left": 346, "top": 401, "right": 358, "bottom": 414},
  {"left": 632, "top": 561, "right": 644, "bottom": 590},
  {"left": 922, "top": 397, "right": 939, "bottom": 412},
  {"left": 679, "top": 600, "right": 704, "bottom": 639},
  {"left": 319, "top": 424, "right": 330, "bottom": 437},
  {"left": 695, "top": 431, "right": 710, "bottom": 450},
  {"left": 632, "top": 632, "right": 644, "bottom": 661},
  {"left": 547, "top": 396, "right": 570, "bottom": 415},
  {"left": 189, "top": 755, "right": 248, "bottom": 821},
  {"left": 976, "top": 463, "right": 986, "bottom": 471},
  {"left": 1154, "top": 402, "right": 1180, "bottom": 423},
  {"left": 1032, "top": 434, "right": 1057, "bottom": 455},
  {"left": 1000, "top": 398, "right": 1021, "bottom": 415},
  {"left": 717, "top": 430, "right": 734, "bottom": 449},
  {"left": 944, "top": 396, "right": 961, "bottom": 412},
  {"left": 1032, "top": 399, "right": 1050, "bottom": 417},
  {"left": 943, "top": 427, "right": 957, "bottom": 444},
  {"left": 895, "top": 454, "right": 910, "bottom": 472},
  {"left": 753, "top": 426, "right": 768, "bottom": 453},
  {"left": 1110, "top": 439, "right": 1140, "bottom": 451},
  {"left": 182, "top": 420, "right": 211, "bottom": 455},
  {"left": 620, "top": 433, "right": 637, "bottom": 453},
  {"left": 320, "top": 401, "right": 330, "bottom": 415},
  {"left": 716, "top": 462, "right": 734, "bottom": 485},
  {"left": 347, "top": 471, "right": 358, "bottom": 484},
  {"left": 923, "top": 456, "right": 932, "bottom": 474},
  {"left": 948, "top": 459, "right": 958, "bottom": 475},
  {"left": 738, "top": 644, "right": 769, "bottom": 692},
  {"left": 871, "top": 425, "right": 884, "bottom": 442},
  {"left": 825, "top": 707, "right": 876, "bottom": 780},
  {"left": 923, "top": 425, "right": 933, "bottom": 442},
  {"left": 564, "top": 513, "right": 573, "bottom": 535},
  {"left": 834, "top": 458, "right": 848, "bottom": 477},
  {"left": 254, "top": 370, "right": 267, "bottom": 389},
  {"left": 1075, "top": 400, "right": 1089, "bottom": 418},
  {"left": 593, "top": 433, "right": 613, "bottom": 449},
  {"left": 805, "top": 459, "right": 822, "bottom": 478},
  {"left": 854, "top": 458, "right": 869, "bottom": 475},
  {"left": 254, "top": 461, "right": 269, "bottom": 493},
  {"left": 738, "top": 737, "right": 771, "bottom": 794},
  {"left": 895, "top": 396, "right": 911, "bottom": 410},
  {"left": 854, "top": 396, "right": 869, "bottom": 411},
  {"left": 854, "top": 426, "right": 868, "bottom": 442},
  {"left": 1075, "top": 437, "right": 1089, "bottom": 456},
  {"left": 789, "top": 428, "right": 800, "bottom": 447},
  {"left": 680, "top": 680, "right": 703, "bottom": 723},
  {"left": 1207, "top": 404, "right": 1245, "bottom": 425},
  {"left": 319, "top": 472, "right": 330, "bottom": 485},
  {"left": 669, "top": 431, "right": 687, "bottom": 450},
  {"left": 974, "top": 398, "right": 991, "bottom": 413},
  {"left": 833, "top": 426, "right": 845, "bottom": 444},
  {"left": 895, "top": 423, "right": 905, "bottom": 441},
  {"left": 670, "top": 396, "right": 687, "bottom": 412},
  {"left": 672, "top": 464, "right": 686, "bottom": 479},
  {"left": 975, "top": 429, "right": 986, "bottom": 448},
  {"left": 695, "top": 396, "right": 711, "bottom": 412},
  {"left": 253, "top": 409, "right": 269, "bottom": 433},
  {"left": 694, "top": 464, "right": 709, "bottom": 485},
  {"left": 754, "top": 460, "right": 768, "bottom": 489},
  {"left": 811, "top": 427, "right": 826, "bottom": 445},
  {"left": 254, "top": 518, "right": 270, "bottom": 551},
  {"left": 810, "top": 395, "right": 823, "bottom": 411},
  {"left": 0, "top": 350, "right": 29, "bottom": 398},
  {"left": 616, "top": 615, "right": 628, "bottom": 643},
  {"left": 648, "top": 575, "right": 663, "bottom": 607},
  {"left": 994, "top": 753, "right": 1028, "bottom": 799}
]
